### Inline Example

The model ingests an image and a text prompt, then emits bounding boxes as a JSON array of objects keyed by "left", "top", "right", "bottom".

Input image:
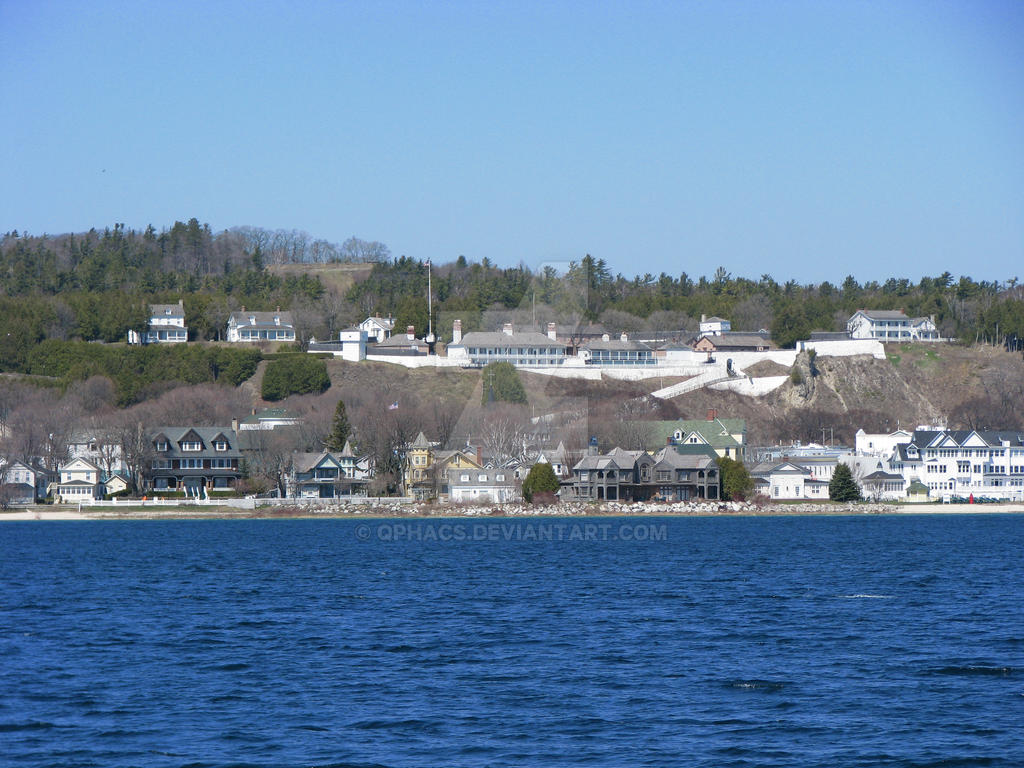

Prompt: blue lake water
[{"left": 1, "top": 514, "right": 1023, "bottom": 767}]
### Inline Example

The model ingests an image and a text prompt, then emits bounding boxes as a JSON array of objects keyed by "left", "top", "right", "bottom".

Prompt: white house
[
  {"left": 855, "top": 428, "right": 913, "bottom": 457},
  {"left": 449, "top": 468, "right": 519, "bottom": 503},
  {"left": 226, "top": 308, "right": 296, "bottom": 342},
  {"left": 128, "top": 301, "right": 188, "bottom": 344},
  {"left": 751, "top": 460, "right": 830, "bottom": 500},
  {"left": 1, "top": 460, "right": 46, "bottom": 502},
  {"left": 54, "top": 457, "right": 104, "bottom": 501},
  {"left": 891, "top": 429, "right": 1024, "bottom": 501},
  {"left": 446, "top": 321, "right": 567, "bottom": 367},
  {"left": 359, "top": 316, "right": 395, "bottom": 343},
  {"left": 68, "top": 432, "right": 124, "bottom": 471},
  {"left": 698, "top": 314, "right": 731, "bottom": 336},
  {"left": 235, "top": 409, "right": 300, "bottom": 431},
  {"left": 847, "top": 310, "right": 940, "bottom": 342},
  {"left": 338, "top": 328, "right": 367, "bottom": 362}
]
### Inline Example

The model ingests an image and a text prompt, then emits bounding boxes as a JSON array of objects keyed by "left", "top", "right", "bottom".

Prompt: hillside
[{"left": 278, "top": 343, "right": 1024, "bottom": 450}]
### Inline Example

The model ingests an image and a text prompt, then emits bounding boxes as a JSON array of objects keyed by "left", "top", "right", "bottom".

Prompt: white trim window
[{"left": 181, "top": 441, "right": 202, "bottom": 452}]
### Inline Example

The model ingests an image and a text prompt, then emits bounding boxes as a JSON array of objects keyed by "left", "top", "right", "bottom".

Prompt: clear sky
[{"left": 2, "top": 0, "right": 1021, "bottom": 284}]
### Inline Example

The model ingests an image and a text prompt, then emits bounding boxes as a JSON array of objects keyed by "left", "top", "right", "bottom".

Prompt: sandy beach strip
[{"left": 2, "top": 501, "right": 1022, "bottom": 521}]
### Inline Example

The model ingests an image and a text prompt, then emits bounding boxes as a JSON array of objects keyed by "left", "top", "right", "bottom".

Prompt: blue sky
[{"left": 2, "top": 0, "right": 1021, "bottom": 284}]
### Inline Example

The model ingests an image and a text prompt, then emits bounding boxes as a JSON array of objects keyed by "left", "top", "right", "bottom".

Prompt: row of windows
[
  {"left": 469, "top": 357, "right": 565, "bottom": 366},
  {"left": 467, "top": 347, "right": 563, "bottom": 356},
  {"left": 153, "top": 477, "right": 233, "bottom": 489},
  {"left": 156, "top": 440, "right": 230, "bottom": 452},
  {"left": 152, "top": 459, "right": 235, "bottom": 469},
  {"left": 927, "top": 448, "right": 1017, "bottom": 459},
  {"left": 590, "top": 351, "right": 654, "bottom": 360},
  {"left": 239, "top": 330, "right": 295, "bottom": 340}
]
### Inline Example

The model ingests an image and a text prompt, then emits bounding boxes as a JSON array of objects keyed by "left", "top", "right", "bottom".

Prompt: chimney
[
  {"left": 241, "top": 305, "right": 245, "bottom": 312},
  {"left": 620, "top": 332, "right": 628, "bottom": 342},
  {"left": 707, "top": 408, "right": 717, "bottom": 422},
  {"left": 502, "top": 322, "right": 514, "bottom": 336},
  {"left": 701, "top": 314, "right": 707, "bottom": 323},
  {"left": 476, "top": 446, "right": 482, "bottom": 466},
  {"left": 178, "top": 299, "right": 184, "bottom": 307},
  {"left": 602, "top": 333, "right": 610, "bottom": 342},
  {"left": 452, "top": 319, "right": 462, "bottom": 344},
  {"left": 231, "top": 418, "right": 238, "bottom": 432},
  {"left": 547, "top": 322, "right": 557, "bottom": 341},
  {"left": 407, "top": 325, "right": 415, "bottom": 341},
  {"left": 588, "top": 436, "right": 599, "bottom": 456}
]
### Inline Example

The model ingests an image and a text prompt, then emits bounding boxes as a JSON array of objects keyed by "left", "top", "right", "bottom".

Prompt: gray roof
[
  {"left": 449, "top": 469, "right": 514, "bottom": 487},
  {"left": 151, "top": 303, "right": 185, "bottom": 318},
  {"left": 855, "top": 309, "right": 909, "bottom": 320},
  {"left": 373, "top": 334, "right": 428, "bottom": 349},
  {"left": 151, "top": 427, "right": 240, "bottom": 458},
  {"left": 452, "top": 331, "right": 566, "bottom": 348},
  {"left": 581, "top": 338, "right": 652, "bottom": 351},
  {"left": 229, "top": 311, "right": 295, "bottom": 328},
  {"left": 650, "top": 447, "right": 716, "bottom": 470},
  {"left": 700, "top": 332, "right": 775, "bottom": 349}
]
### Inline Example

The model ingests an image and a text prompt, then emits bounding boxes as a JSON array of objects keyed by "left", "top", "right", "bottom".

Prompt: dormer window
[
  {"left": 181, "top": 441, "right": 202, "bottom": 451},
  {"left": 214, "top": 440, "right": 228, "bottom": 451},
  {"left": 156, "top": 440, "right": 168, "bottom": 452}
]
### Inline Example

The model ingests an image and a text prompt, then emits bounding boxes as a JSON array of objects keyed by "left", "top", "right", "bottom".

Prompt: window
[
  {"left": 496, "top": 474, "right": 505, "bottom": 481},
  {"left": 214, "top": 441, "right": 228, "bottom": 451},
  {"left": 181, "top": 441, "right": 201, "bottom": 451},
  {"left": 460, "top": 474, "right": 469, "bottom": 482},
  {"left": 156, "top": 441, "right": 168, "bottom": 452},
  {"left": 478, "top": 474, "right": 487, "bottom": 482}
]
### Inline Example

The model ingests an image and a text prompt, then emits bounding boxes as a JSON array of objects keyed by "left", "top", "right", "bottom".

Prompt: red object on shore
[{"left": 969, "top": 493, "right": 974, "bottom": 504}]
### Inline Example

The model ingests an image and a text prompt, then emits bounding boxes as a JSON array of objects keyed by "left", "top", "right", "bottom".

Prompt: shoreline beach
[{"left": 2, "top": 501, "right": 1022, "bottom": 521}]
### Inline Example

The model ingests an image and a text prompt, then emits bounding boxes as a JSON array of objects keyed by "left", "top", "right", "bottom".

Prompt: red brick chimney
[{"left": 707, "top": 408, "right": 717, "bottom": 421}]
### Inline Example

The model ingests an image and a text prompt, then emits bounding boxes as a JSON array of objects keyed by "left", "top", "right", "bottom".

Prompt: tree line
[{"left": 3, "top": 221, "right": 1023, "bottom": 367}]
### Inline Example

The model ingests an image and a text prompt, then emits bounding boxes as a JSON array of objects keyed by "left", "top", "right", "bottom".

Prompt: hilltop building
[
  {"left": 847, "top": 310, "right": 940, "bottom": 342},
  {"left": 226, "top": 308, "right": 296, "bottom": 343},
  {"left": 446, "top": 321, "right": 567, "bottom": 367},
  {"left": 128, "top": 300, "right": 188, "bottom": 344}
]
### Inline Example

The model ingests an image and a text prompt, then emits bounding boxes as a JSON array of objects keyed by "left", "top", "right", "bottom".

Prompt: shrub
[
  {"left": 261, "top": 355, "right": 331, "bottom": 401},
  {"left": 522, "top": 462, "right": 560, "bottom": 502}
]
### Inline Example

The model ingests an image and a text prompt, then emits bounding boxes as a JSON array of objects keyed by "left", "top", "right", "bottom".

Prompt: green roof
[{"left": 645, "top": 418, "right": 746, "bottom": 451}]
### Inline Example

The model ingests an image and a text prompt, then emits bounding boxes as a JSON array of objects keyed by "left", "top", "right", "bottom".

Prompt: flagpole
[{"left": 426, "top": 259, "right": 434, "bottom": 345}]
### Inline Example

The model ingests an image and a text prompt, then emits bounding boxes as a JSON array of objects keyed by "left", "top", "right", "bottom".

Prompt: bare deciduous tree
[{"left": 477, "top": 404, "right": 530, "bottom": 468}]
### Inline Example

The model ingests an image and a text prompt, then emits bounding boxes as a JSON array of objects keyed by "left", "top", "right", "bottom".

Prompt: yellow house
[{"left": 404, "top": 432, "right": 483, "bottom": 500}]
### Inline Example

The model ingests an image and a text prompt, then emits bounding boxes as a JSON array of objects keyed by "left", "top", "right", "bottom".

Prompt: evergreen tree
[
  {"left": 481, "top": 361, "right": 527, "bottom": 406},
  {"left": 718, "top": 456, "right": 754, "bottom": 501},
  {"left": 326, "top": 399, "right": 351, "bottom": 452},
  {"left": 522, "top": 462, "right": 560, "bottom": 502},
  {"left": 829, "top": 463, "right": 862, "bottom": 502}
]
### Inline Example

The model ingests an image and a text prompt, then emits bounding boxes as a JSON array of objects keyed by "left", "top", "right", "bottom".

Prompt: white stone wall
[{"left": 798, "top": 339, "right": 886, "bottom": 359}]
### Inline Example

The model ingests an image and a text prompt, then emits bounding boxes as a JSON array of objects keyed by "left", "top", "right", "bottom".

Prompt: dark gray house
[
  {"left": 149, "top": 427, "right": 243, "bottom": 496},
  {"left": 566, "top": 444, "right": 720, "bottom": 502}
]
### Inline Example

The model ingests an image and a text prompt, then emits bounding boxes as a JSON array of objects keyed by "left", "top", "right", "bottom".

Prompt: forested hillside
[{"left": 2, "top": 219, "right": 1022, "bottom": 407}]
